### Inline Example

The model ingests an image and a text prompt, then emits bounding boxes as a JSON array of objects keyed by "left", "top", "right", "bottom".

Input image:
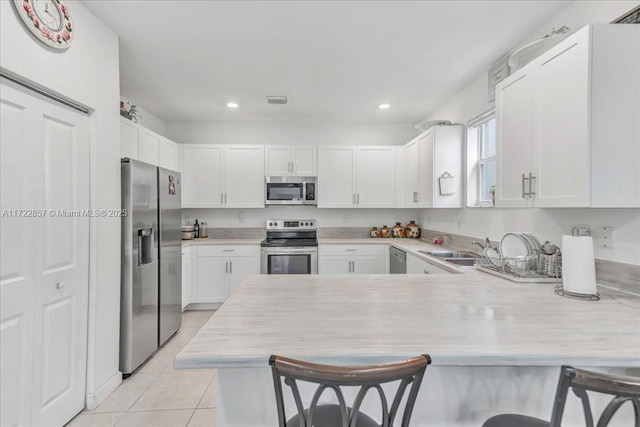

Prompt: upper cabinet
[
  {"left": 403, "top": 125, "right": 464, "bottom": 208},
  {"left": 120, "top": 117, "right": 178, "bottom": 171},
  {"left": 317, "top": 146, "right": 396, "bottom": 208},
  {"left": 182, "top": 145, "right": 264, "bottom": 208},
  {"left": 496, "top": 25, "right": 640, "bottom": 208},
  {"left": 265, "top": 145, "right": 317, "bottom": 176}
]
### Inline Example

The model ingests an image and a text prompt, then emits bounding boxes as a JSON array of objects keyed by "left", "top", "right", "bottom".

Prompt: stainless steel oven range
[{"left": 260, "top": 219, "right": 318, "bottom": 274}]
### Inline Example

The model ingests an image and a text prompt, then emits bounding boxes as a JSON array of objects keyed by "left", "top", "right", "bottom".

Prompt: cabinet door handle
[
  {"left": 225, "top": 261, "right": 228, "bottom": 274},
  {"left": 529, "top": 173, "right": 536, "bottom": 197},
  {"left": 357, "top": 193, "right": 360, "bottom": 204},
  {"left": 56, "top": 281, "right": 64, "bottom": 289},
  {"left": 221, "top": 193, "right": 224, "bottom": 204},
  {"left": 224, "top": 193, "right": 227, "bottom": 205},
  {"left": 223, "top": 249, "right": 235, "bottom": 252},
  {"left": 229, "top": 261, "right": 232, "bottom": 274},
  {"left": 352, "top": 261, "right": 355, "bottom": 273},
  {"left": 353, "top": 194, "right": 356, "bottom": 205},
  {"left": 424, "top": 269, "right": 430, "bottom": 274},
  {"left": 346, "top": 249, "right": 357, "bottom": 252},
  {"left": 522, "top": 174, "right": 529, "bottom": 198}
]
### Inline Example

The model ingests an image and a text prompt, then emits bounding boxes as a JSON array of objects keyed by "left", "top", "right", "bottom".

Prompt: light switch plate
[{"left": 601, "top": 226, "right": 613, "bottom": 248}]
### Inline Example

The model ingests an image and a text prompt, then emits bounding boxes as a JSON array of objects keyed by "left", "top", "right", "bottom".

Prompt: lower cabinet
[
  {"left": 406, "top": 253, "right": 450, "bottom": 275},
  {"left": 191, "top": 245, "right": 260, "bottom": 306},
  {"left": 319, "top": 245, "right": 388, "bottom": 274}
]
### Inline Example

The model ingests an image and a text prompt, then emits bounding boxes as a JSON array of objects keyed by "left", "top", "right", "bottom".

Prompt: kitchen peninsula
[{"left": 175, "top": 272, "right": 640, "bottom": 427}]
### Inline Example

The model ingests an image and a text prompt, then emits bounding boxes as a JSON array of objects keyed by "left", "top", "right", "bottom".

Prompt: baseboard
[{"left": 85, "top": 371, "right": 122, "bottom": 410}]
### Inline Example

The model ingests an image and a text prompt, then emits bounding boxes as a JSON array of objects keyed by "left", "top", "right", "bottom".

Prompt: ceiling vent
[{"left": 266, "top": 96, "right": 288, "bottom": 105}]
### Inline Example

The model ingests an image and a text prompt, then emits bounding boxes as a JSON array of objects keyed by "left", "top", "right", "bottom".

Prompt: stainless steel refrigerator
[{"left": 120, "top": 159, "right": 182, "bottom": 375}]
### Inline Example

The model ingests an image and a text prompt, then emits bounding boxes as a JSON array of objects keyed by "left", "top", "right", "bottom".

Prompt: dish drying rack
[{"left": 475, "top": 253, "right": 561, "bottom": 283}]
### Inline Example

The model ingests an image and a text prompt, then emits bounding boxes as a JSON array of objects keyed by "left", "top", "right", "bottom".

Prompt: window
[
  {"left": 477, "top": 117, "right": 496, "bottom": 204},
  {"left": 466, "top": 110, "right": 496, "bottom": 207}
]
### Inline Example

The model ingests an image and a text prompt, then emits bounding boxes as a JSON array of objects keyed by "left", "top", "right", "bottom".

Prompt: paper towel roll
[{"left": 561, "top": 235, "right": 598, "bottom": 295}]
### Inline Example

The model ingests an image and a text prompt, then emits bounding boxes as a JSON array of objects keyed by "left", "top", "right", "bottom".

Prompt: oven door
[{"left": 261, "top": 247, "right": 318, "bottom": 274}]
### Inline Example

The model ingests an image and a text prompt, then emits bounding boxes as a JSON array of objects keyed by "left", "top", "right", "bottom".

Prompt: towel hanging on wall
[{"left": 439, "top": 172, "right": 455, "bottom": 196}]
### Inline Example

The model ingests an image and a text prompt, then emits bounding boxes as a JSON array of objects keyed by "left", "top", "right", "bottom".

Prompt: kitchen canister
[
  {"left": 405, "top": 220, "right": 420, "bottom": 239},
  {"left": 370, "top": 227, "right": 380, "bottom": 238},
  {"left": 392, "top": 222, "right": 405, "bottom": 238},
  {"left": 560, "top": 235, "right": 598, "bottom": 298},
  {"left": 380, "top": 225, "right": 390, "bottom": 238}
]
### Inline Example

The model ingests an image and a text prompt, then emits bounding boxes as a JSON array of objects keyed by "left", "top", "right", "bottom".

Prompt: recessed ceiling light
[
  {"left": 379, "top": 104, "right": 390, "bottom": 109},
  {"left": 227, "top": 102, "right": 238, "bottom": 108}
]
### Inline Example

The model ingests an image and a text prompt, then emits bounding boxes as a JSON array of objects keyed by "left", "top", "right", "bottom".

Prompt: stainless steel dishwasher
[{"left": 389, "top": 246, "right": 406, "bottom": 274}]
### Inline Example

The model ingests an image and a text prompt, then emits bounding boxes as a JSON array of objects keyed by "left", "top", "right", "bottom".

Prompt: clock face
[
  {"left": 33, "top": 0, "right": 63, "bottom": 31},
  {"left": 12, "top": 0, "right": 74, "bottom": 50}
]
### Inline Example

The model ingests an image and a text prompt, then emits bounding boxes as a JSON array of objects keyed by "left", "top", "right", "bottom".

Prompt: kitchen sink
[
  {"left": 418, "top": 250, "right": 478, "bottom": 259},
  {"left": 445, "top": 258, "right": 477, "bottom": 266}
]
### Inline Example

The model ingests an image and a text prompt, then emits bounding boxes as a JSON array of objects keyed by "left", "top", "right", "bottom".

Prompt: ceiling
[{"left": 83, "top": 1, "right": 570, "bottom": 123}]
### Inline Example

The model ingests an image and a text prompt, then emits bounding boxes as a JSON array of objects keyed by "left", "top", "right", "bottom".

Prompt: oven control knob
[{"left": 269, "top": 222, "right": 273, "bottom": 226}]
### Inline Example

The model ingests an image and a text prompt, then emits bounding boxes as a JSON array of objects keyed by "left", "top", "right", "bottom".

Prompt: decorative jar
[
  {"left": 405, "top": 220, "right": 420, "bottom": 239},
  {"left": 370, "top": 227, "right": 380, "bottom": 238},
  {"left": 380, "top": 225, "right": 391, "bottom": 238},
  {"left": 392, "top": 222, "right": 405, "bottom": 238}
]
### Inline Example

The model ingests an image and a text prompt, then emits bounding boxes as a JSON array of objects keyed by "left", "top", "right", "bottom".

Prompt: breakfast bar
[{"left": 175, "top": 274, "right": 640, "bottom": 426}]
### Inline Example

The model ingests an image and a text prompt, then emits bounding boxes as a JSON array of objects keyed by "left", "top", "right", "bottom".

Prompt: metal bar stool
[
  {"left": 269, "top": 354, "right": 431, "bottom": 427},
  {"left": 482, "top": 365, "right": 640, "bottom": 427}
]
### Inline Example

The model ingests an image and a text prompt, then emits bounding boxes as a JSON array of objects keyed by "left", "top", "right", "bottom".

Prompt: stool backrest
[
  {"left": 549, "top": 365, "right": 640, "bottom": 427},
  {"left": 269, "top": 354, "right": 431, "bottom": 427}
]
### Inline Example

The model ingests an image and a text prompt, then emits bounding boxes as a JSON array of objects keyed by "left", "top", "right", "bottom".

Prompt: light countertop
[
  {"left": 182, "top": 238, "right": 264, "bottom": 247},
  {"left": 175, "top": 273, "right": 640, "bottom": 369}
]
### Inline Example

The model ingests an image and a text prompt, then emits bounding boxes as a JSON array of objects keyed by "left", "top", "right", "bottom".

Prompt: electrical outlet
[
  {"left": 601, "top": 226, "right": 613, "bottom": 248},
  {"left": 184, "top": 215, "right": 191, "bottom": 225}
]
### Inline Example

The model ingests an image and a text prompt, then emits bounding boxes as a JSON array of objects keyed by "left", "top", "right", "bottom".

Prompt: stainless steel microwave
[{"left": 265, "top": 176, "right": 317, "bottom": 205}]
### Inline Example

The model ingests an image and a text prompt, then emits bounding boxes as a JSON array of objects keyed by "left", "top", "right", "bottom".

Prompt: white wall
[
  {"left": 0, "top": 1, "right": 122, "bottom": 408},
  {"left": 417, "top": 1, "right": 640, "bottom": 266},
  {"left": 122, "top": 101, "right": 166, "bottom": 135},
  {"left": 166, "top": 121, "right": 419, "bottom": 146},
  {"left": 184, "top": 207, "right": 419, "bottom": 230}
]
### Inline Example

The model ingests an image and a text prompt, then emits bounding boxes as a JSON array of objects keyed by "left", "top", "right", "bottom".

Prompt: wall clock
[{"left": 12, "top": 0, "right": 73, "bottom": 49}]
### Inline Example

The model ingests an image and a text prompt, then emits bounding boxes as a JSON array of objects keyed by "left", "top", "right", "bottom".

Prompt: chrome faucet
[{"left": 472, "top": 237, "right": 493, "bottom": 250}]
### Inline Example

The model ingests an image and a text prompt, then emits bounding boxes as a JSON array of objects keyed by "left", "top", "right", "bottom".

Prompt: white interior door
[
  {"left": 0, "top": 79, "right": 90, "bottom": 427},
  {"left": 1, "top": 82, "right": 36, "bottom": 427}
]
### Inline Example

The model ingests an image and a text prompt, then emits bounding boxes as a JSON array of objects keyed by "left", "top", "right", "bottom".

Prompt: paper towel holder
[{"left": 554, "top": 284, "right": 600, "bottom": 301}]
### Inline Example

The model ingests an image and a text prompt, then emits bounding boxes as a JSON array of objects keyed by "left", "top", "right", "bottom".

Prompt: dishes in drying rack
[
  {"left": 499, "top": 232, "right": 542, "bottom": 259},
  {"left": 499, "top": 233, "right": 529, "bottom": 258}
]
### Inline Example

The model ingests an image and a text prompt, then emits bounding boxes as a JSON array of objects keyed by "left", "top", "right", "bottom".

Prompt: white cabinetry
[
  {"left": 182, "top": 145, "right": 264, "bottom": 208},
  {"left": 193, "top": 245, "right": 260, "bottom": 307},
  {"left": 119, "top": 117, "right": 179, "bottom": 170},
  {"left": 403, "top": 126, "right": 463, "bottom": 208},
  {"left": 319, "top": 245, "right": 387, "bottom": 274},
  {"left": 406, "top": 253, "right": 450, "bottom": 275},
  {"left": 181, "top": 247, "right": 191, "bottom": 311},
  {"left": 120, "top": 117, "right": 141, "bottom": 160},
  {"left": 496, "top": 25, "right": 640, "bottom": 208},
  {"left": 318, "top": 146, "right": 396, "bottom": 208},
  {"left": 265, "top": 145, "right": 317, "bottom": 176}
]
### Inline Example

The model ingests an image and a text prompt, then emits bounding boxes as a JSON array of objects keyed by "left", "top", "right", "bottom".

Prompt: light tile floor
[{"left": 66, "top": 310, "right": 217, "bottom": 427}]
